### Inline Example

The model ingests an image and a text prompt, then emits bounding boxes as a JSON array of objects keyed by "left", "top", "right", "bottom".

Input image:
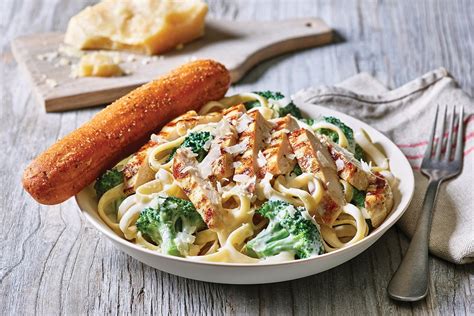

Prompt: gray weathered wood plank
[{"left": 1, "top": 0, "right": 472, "bottom": 315}]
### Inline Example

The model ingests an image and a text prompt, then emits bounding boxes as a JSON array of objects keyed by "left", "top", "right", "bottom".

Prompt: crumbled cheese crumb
[
  {"left": 37, "top": 51, "right": 59, "bottom": 62},
  {"left": 45, "top": 78, "right": 58, "bottom": 88}
]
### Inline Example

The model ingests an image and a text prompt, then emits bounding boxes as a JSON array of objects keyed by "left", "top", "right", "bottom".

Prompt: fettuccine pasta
[{"left": 94, "top": 91, "right": 396, "bottom": 263}]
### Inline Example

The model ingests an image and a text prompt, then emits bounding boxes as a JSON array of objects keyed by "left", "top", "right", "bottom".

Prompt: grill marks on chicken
[
  {"left": 258, "top": 115, "right": 299, "bottom": 178},
  {"left": 172, "top": 148, "right": 223, "bottom": 229},
  {"left": 365, "top": 173, "right": 393, "bottom": 228},
  {"left": 209, "top": 104, "right": 246, "bottom": 181},
  {"left": 289, "top": 128, "right": 345, "bottom": 224},
  {"left": 158, "top": 104, "right": 392, "bottom": 231},
  {"left": 122, "top": 111, "right": 222, "bottom": 194},
  {"left": 318, "top": 135, "right": 369, "bottom": 191},
  {"left": 159, "top": 110, "right": 222, "bottom": 141},
  {"left": 233, "top": 110, "right": 272, "bottom": 193},
  {"left": 122, "top": 141, "right": 157, "bottom": 194}
]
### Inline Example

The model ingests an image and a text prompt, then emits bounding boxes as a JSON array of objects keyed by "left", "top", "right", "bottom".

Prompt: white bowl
[{"left": 75, "top": 103, "right": 415, "bottom": 284}]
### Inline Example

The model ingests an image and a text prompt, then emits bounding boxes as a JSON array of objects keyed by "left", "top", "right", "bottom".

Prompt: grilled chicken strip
[
  {"left": 317, "top": 135, "right": 369, "bottom": 191},
  {"left": 222, "top": 103, "right": 246, "bottom": 124},
  {"left": 123, "top": 111, "right": 222, "bottom": 194},
  {"left": 233, "top": 110, "right": 272, "bottom": 193},
  {"left": 289, "top": 128, "right": 345, "bottom": 224},
  {"left": 206, "top": 103, "right": 247, "bottom": 181},
  {"left": 159, "top": 111, "right": 222, "bottom": 141},
  {"left": 365, "top": 173, "right": 393, "bottom": 228},
  {"left": 258, "top": 115, "right": 299, "bottom": 178},
  {"left": 173, "top": 148, "right": 223, "bottom": 229}
]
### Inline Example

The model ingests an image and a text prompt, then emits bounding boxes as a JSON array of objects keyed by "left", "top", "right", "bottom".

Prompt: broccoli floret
[
  {"left": 291, "top": 164, "right": 303, "bottom": 176},
  {"left": 244, "top": 100, "right": 261, "bottom": 110},
  {"left": 244, "top": 90, "right": 285, "bottom": 110},
  {"left": 246, "top": 200, "right": 324, "bottom": 259},
  {"left": 136, "top": 196, "right": 206, "bottom": 257},
  {"left": 354, "top": 144, "right": 366, "bottom": 162},
  {"left": 242, "top": 90, "right": 304, "bottom": 119},
  {"left": 316, "top": 116, "right": 356, "bottom": 153},
  {"left": 167, "top": 131, "right": 213, "bottom": 162},
  {"left": 255, "top": 90, "right": 285, "bottom": 100},
  {"left": 94, "top": 169, "right": 123, "bottom": 198},
  {"left": 351, "top": 187, "right": 366, "bottom": 208},
  {"left": 278, "top": 102, "right": 303, "bottom": 119},
  {"left": 351, "top": 189, "right": 372, "bottom": 231},
  {"left": 300, "top": 118, "right": 315, "bottom": 126}
]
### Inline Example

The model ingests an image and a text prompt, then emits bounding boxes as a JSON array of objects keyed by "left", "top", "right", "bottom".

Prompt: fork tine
[
  {"left": 424, "top": 105, "right": 439, "bottom": 160},
  {"left": 444, "top": 106, "right": 456, "bottom": 161},
  {"left": 454, "top": 106, "right": 465, "bottom": 162},
  {"left": 434, "top": 105, "right": 447, "bottom": 161}
]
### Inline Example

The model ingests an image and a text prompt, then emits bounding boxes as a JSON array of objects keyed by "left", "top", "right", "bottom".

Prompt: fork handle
[{"left": 388, "top": 179, "right": 441, "bottom": 301}]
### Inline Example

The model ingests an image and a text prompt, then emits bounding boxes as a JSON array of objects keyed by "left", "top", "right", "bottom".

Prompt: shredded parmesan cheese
[
  {"left": 257, "top": 151, "right": 267, "bottom": 168},
  {"left": 198, "top": 143, "right": 221, "bottom": 178},
  {"left": 335, "top": 159, "right": 345, "bottom": 171},
  {"left": 236, "top": 113, "right": 253, "bottom": 133},
  {"left": 232, "top": 161, "right": 243, "bottom": 169},
  {"left": 233, "top": 174, "right": 252, "bottom": 184},
  {"left": 224, "top": 139, "right": 249, "bottom": 155}
]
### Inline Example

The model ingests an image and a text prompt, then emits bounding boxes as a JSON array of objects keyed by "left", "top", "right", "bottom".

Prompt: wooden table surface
[{"left": 1, "top": 0, "right": 473, "bottom": 315}]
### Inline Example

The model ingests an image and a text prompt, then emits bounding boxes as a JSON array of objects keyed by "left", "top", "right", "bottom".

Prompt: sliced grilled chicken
[
  {"left": 233, "top": 110, "right": 272, "bottom": 193},
  {"left": 317, "top": 135, "right": 369, "bottom": 191},
  {"left": 365, "top": 173, "right": 393, "bottom": 228},
  {"left": 122, "top": 142, "right": 157, "bottom": 195},
  {"left": 289, "top": 128, "right": 345, "bottom": 224},
  {"left": 258, "top": 115, "right": 299, "bottom": 178},
  {"left": 173, "top": 148, "right": 223, "bottom": 229},
  {"left": 222, "top": 103, "right": 246, "bottom": 124},
  {"left": 158, "top": 110, "right": 222, "bottom": 141},
  {"left": 123, "top": 111, "right": 221, "bottom": 194},
  {"left": 209, "top": 126, "right": 238, "bottom": 181},
  {"left": 207, "top": 104, "right": 246, "bottom": 181}
]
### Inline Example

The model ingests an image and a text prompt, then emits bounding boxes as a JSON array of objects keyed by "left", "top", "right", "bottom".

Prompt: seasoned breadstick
[{"left": 23, "top": 59, "right": 230, "bottom": 205}]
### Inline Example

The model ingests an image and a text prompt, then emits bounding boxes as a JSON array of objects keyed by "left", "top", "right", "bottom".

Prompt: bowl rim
[{"left": 76, "top": 103, "right": 415, "bottom": 268}]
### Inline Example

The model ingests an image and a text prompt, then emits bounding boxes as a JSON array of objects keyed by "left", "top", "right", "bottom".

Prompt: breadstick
[{"left": 22, "top": 59, "right": 230, "bottom": 205}]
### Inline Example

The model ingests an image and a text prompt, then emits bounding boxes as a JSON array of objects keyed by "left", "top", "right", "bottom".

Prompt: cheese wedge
[{"left": 64, "top": 0, "right": 208, "bottom": 55}]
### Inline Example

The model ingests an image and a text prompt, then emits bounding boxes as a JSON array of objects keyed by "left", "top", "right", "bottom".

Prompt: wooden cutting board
[{"left": 12, "top": 18, "right": 332, "bottom": 112}]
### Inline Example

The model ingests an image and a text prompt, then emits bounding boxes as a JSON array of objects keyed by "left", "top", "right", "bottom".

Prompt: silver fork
[{"left": 388, "top": 105, "right": 465, "bottom": 301}]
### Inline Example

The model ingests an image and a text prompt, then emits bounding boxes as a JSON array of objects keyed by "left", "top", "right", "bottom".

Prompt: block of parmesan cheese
[{"left": 64, "top": 0, "right": 208, "bottom": 55}]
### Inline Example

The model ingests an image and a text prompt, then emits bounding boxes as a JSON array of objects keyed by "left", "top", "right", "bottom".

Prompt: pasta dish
[{"left": 95, "top": 91, "right": 395, "bottom": 263}]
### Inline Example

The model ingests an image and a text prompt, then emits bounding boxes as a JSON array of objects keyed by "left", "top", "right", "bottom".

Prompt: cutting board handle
[{"left": 226, "top": 17, "right": 333, "bottom": 81}]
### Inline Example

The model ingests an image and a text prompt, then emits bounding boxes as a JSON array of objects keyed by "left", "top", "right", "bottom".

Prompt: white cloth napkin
[{"left": 293, "top": 68, "right": 473, "bottom": 264}]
